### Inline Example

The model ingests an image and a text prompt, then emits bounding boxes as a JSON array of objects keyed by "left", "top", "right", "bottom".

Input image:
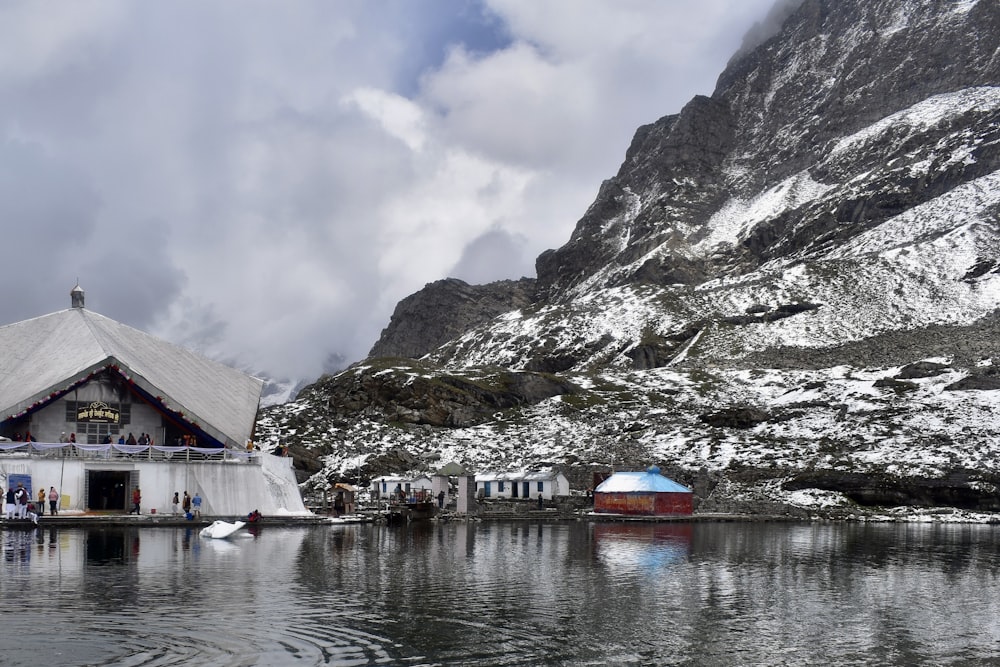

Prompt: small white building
[
  {"left": 476, "top": 470, "right": 570, "bottom": 500},
  {"left": 371, "top": 475, "right": 433, "bottom": 500}
]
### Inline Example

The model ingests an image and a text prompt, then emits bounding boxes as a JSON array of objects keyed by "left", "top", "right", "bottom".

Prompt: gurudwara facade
[{"left": 0, "top": 285, "right": 307, "bottom": 517}]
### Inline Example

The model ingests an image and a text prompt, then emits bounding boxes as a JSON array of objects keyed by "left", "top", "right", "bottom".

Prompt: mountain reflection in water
[{"left": 0, "top": 521, "right": 999, "bottom": 665}]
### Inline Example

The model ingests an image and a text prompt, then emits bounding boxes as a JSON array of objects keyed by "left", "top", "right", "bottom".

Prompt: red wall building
[{"left": 594, "top": 467, "right": 693, "bottom": 516}]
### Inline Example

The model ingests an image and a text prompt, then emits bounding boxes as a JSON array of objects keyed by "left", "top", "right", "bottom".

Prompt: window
[
  {"left": 537, "top": 481, "right": 544, "bottom": 493},
  {"left": 498, "top": 481, "right": 505, "bottom": 492},
  {"left": 82, "top": 423, "right": 121, "bottom": 445}
]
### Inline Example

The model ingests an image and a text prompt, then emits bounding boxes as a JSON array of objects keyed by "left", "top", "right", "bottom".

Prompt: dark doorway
[{"left": 87, "top": 470, "right": 130, "bottom": 511}]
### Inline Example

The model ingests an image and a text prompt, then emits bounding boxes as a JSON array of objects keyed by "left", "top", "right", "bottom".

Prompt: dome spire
[{"left": 71, "top": 281, "right": 85, "bottom": 309}]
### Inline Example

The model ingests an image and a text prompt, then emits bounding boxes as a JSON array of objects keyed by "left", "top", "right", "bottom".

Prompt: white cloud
[
  {"left": 343, "top": 87, "right": 428, "bottom": 152},
  {"left": 0, "top": 0, "right": 778, "bottom": 384}
]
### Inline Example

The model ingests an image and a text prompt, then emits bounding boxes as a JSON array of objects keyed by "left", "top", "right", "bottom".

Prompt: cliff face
[
  {"left": 368, "top": 278, "right": 536, "bottom": 359},
  {"left": 536, "top": 0, "right": 1000, "bottom": 302},
  {"left": 260, "top": 0, "right": 1000, "bottom": 516}
]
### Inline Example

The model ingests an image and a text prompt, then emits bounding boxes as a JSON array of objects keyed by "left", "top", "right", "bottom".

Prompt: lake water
[{"left": 2, "top": 520, "right": 1000, "bottom": 666}]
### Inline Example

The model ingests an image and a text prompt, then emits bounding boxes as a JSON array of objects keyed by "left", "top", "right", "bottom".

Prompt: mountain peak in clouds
[{"left": 262, "top": 0, "right": 1000, "bottom": 515}]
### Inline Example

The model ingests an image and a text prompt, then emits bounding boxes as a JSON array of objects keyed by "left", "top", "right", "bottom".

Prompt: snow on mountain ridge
[{"left": 829, "top": 87, "right": 1000, "bottom": 158}]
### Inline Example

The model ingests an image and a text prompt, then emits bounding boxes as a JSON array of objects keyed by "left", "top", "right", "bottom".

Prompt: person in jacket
[
  {"left": 5, "top": 487, "right": 15, "bottom": 519},
  {"left": 48, "top": 487, "right": 59, "bottom": 515},
  {"left": 130, "top": 486, "right": 141, "bottom": 515},
  {"left": 15, "top": 484, "right": 29, "bottom": 519},
  {"left": 37, "top": 488, "right": 45, "bottom": 516}
]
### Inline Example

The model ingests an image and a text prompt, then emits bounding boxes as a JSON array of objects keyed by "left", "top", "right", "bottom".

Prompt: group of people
[
  {"left": 114, "top": 432, "right": 154, "bottom": 446},
  {"left": 3, "top": 483, "right": 59, "bottom": 521},
  {"left": 170, "top": 490, "right": 202, "bottom": 518}
]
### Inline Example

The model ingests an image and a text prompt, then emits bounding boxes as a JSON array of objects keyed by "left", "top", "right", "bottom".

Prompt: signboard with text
[{"left": 76, "top": 401, "right": 120, "bottom": 424}]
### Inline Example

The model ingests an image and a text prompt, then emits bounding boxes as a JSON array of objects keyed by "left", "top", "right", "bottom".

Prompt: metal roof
[
  {"left": 476, "top": 470, "right": 565, "bottom": 482},
  {"left": 0, "top": 307, "right": 263, "bottom": 447},
  {"left": 595, "top": 468, "right": 692, "bottom": 494}
]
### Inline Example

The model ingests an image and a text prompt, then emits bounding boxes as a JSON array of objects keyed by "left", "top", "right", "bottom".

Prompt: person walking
[
  {"left": 48, "top": 487, "right": 59, "bottom": 515},
  {"left": 192, "top": 492, "right": 202, "bottom": 519},
  {"left": 130, "top": 486, "right": 141, "bottom": 515}
]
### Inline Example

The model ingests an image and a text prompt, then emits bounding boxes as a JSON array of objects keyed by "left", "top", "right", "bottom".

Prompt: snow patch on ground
[{"left": 695, "top": 171, "right": 833, "bottom": 254}]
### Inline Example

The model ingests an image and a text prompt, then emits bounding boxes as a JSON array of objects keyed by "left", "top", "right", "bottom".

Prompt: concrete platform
[{"left": 0, "top": 512, "right": 328, "bottom": 528}]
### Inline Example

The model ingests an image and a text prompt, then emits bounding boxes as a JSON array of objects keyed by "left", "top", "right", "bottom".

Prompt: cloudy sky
[{"left": 0, "top": 0, "right": 780, "bottom": 384}]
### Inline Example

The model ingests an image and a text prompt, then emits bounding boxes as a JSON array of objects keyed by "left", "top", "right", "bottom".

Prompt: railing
[
  {"left": 387, "top": 489, "right": 435, "bottom": 505},
  {"left": 0, "top": 441, "right": 260, "bottom": 463}
]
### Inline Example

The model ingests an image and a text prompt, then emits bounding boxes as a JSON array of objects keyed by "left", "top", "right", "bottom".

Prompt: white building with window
[
  {"left": 371, "top": 475, "right": 433, "bottom": 500},
  {"left": 475, "top": 470, "right": 570, "bottom": 500}
]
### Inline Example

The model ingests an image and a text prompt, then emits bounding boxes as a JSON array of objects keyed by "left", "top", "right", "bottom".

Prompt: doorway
[{"left": 87, "top": 470, "right": 131, "bottom": 511}]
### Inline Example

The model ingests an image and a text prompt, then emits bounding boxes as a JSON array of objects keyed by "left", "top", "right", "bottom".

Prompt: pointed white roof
[{"left": 0, "top": 307, "right": 263, "bottom": 447}]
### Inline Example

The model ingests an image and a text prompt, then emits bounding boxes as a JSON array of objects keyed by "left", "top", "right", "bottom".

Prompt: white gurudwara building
[{"left": 0, "top": 285, "right": 308, "bottom": 517}]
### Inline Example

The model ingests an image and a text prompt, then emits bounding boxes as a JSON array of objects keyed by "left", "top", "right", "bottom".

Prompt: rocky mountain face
[
  {"left": 368, "top": 278, "right": 535, "bottom": 359},
  {"left": 259, "top": 0, "right": 1000, "bottom": 517}
]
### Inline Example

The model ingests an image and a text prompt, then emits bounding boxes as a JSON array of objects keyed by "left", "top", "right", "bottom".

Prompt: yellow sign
[{"left": 76, "top": 401, "right": 120, "bottom": 424}]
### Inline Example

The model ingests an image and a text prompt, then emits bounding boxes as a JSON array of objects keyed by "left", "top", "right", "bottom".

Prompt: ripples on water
[{"left": 2, "top": 521, "right": 1000, "bottom": 665}]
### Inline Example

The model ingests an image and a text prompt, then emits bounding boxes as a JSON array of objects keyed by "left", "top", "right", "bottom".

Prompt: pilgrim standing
[
  {"left": 5, "top": 487, "right": 15, "bottom": 519},
  {"left": 48, "top": 487, "right": 59, "bottom": 515},
  {"left": 37, "top": 488, "right": 45, "bottom": 516},
  {"left": 131, "top": 486, "right": 141, "bottom": 515},
  {"left": 16, "top": 484, "right": 29, "bottom": 519},
  {"left": 182, "top": 491, "right": 191, "bottom": 517},
  {"left": 192, "top": 492, "right": 202, "bottom": 518},
  {"left": 171, "top": 492, "right": 180, "bottom": 516}
]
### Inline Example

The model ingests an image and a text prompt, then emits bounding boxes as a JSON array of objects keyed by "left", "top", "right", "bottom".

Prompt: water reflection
[
  {"left": 1, "top": 521, "right": 1000, "bottom": 665},
  {"left": 593, "top": 522, "right": 692, "bottom": 573}
]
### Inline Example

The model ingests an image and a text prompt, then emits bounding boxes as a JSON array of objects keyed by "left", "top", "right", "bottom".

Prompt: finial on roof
[{"left": 71, "top": 282, "right": 85, "bottom": 309}]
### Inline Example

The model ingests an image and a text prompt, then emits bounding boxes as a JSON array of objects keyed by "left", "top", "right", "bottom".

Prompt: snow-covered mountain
[{"left": 258, "top": 0, "right": 1000, "bottom": 516}]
